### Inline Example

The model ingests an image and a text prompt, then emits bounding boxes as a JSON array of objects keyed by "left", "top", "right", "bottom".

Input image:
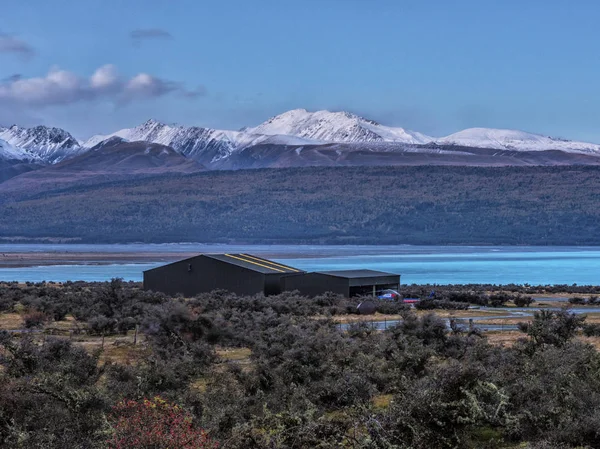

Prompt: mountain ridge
[
  {"left": 3, "top": 109, "right": 600, "bottom": 170},
  {"left": 0, "top": 125, "right": 85, "bottom": 163}
]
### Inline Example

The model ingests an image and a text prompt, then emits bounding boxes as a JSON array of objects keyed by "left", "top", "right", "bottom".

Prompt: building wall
[
  {"left": 283, "top": 273, "right": 401, "bottom": 298},
  {"left": 143, "top": 256, "right": 265, "bottom": 297},
  {"left": 282, "top": 273, "right": 350, "bottom": 297},
  {"left": 264, "top": 273, "right": 287, "bottom": 296},
  {"left": 348, "top": 275, "right": 400, "bottom": 288}
]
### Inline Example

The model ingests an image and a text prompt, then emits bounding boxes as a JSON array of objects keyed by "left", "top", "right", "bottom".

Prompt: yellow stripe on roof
[
  {"left": 241, "top": 254, "right": 301, "bottom": 272},
  {"left": 224, "top": 254, "right": 285, "bottom": 272}
]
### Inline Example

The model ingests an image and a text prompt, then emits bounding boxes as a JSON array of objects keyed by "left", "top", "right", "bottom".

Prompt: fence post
[{"left": 134, "top": 324, "right": 138, "bottom": 345}]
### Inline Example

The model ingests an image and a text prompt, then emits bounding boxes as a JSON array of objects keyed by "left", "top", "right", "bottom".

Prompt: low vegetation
[
  {"left": 1, "top": 280, "right": 600, "bottom": 448},
  {"left": 3, "top": 165, "right": 600, "bottom": 244}
]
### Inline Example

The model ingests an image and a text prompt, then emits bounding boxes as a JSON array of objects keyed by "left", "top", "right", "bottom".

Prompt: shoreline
[
  {"left": 0, "top": 252, "right": 189, "bottom": 268},
  {"left": 0, "top": 250, "right": 332, "bottom": 268}
]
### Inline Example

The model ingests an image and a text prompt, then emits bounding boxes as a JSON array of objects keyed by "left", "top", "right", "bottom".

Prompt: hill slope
[
  {"left": 0, "top": 138, "right": 204, "bottom": 193},
  {"left": 2, "top": 165, "right": 600, "bottom": 245}
]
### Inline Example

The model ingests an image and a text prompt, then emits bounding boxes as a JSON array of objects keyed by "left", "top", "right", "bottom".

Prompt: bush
[
  {"left": 446, "top": 291, "right": 487, "bottom": 306},
  {"left": 23, "top": 310, "right": 48, "bottom": 328},
  {"left": 519, "top": 310, "right": 586, "bottom": 347},
  {"left": 0, "top": 296, "right": 14, "bottom": 312},
  {"left": 568, "top": 296, "right": 586, "bottom": 305},
  {"left": 489, "top": 292, "right": 512, "bottom": 307},
  {"left": 514, "top": 295, "right": 534, "bottom": 307},
  {"left": 582, "top": 323, "right": 600, "bottom": 337},
  {"left": 415, "top": 299, "right": 470, "bottom": 310},
  {"left": 108, "top": 397, "right": 217, "bottom": 449},
  {"left": 87, "top": 315, "right": 118, "bottom": 335}
]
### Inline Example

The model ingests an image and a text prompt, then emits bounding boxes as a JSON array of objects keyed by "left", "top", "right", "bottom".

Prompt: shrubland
[{"left": 1, "top": 280, "right": 600, "bottom": 448}]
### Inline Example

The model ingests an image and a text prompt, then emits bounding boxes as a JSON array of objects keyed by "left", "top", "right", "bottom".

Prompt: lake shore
[
  {"left": 2, "top": 244, "right": 600, "bottom": 284},
  {"left": 0, "top": 252, "right": 188, "bottom": 268},
  {"left": 0, "top": 248, "right": 338, "bottom": 268}
]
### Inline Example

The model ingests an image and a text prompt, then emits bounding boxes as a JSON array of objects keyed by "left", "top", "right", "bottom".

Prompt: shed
[
  {"left": 282, "top": 269, "right": 401, "bottom": 298},
  {"left": 143, "top": 253, "right": 304, "bottom": 297}
]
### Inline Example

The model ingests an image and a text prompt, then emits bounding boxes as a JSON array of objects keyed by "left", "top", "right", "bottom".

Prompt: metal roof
[
  {"left": 205, "top": 253, "right": 304, "bottom": 274},
  {"left": 315, "top": 269, "right": 399, "bottom": 279}
]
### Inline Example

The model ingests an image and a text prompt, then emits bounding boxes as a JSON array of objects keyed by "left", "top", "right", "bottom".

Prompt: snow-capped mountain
[
  {"left": 5, "top": 108, "right": 600, "bottom": 173},
  {"left": 0, "top": 138, "right": 38, "bottom": 161},
  {"left": 83, "top": 118, "right": 318, "bottom": 164},
  {"left": 0, "top": 125, "right": 83, "bottom": 163},
  {"left": 437, "top": 128, "right": 600, "bottom": 155},
  {"left": 84, "top": 119, "right": 246, "bottom": 164},
  {"left": 246, "top": 109, "right": 433, "bottom": 144}
]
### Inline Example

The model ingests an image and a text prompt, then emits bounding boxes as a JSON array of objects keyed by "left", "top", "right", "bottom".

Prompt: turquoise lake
[{"left": 1, "top": 244, "right": 600, "bottom": 285}]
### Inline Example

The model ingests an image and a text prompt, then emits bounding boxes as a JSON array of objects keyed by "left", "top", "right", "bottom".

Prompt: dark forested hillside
[{"left": 1, "top": 165, "right": 600, "bottom": 244}]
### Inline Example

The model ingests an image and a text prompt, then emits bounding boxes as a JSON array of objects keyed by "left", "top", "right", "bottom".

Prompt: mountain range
[{"left": 2, "top": 109, "right": 600, "bottom": 184}]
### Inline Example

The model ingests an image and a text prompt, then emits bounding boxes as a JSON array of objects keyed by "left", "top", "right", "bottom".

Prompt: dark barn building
[
  {"left": 282, "top": 270, "right": 401, "bottom": 298},
  {"left": 143, "top": 253, "right": 305, "bottom": 297}
]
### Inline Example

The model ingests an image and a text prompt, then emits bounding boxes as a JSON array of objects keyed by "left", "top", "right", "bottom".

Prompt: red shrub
[{"left": 108, "top": 397, "right": 217, "bottom": 449}]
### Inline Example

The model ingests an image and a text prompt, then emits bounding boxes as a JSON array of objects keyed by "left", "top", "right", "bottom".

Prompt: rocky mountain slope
[
  {"left": 0, "top": 125, "right": 84, "bottom": 163},
  {"left": 0, "top": 138, "right": 35, "bottom": 161}
]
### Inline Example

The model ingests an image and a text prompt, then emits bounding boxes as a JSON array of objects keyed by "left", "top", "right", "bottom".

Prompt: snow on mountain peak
[
  {"left": 0, "top": 125, "right": 83, "bottom": 163},
  {"left": 0, "top": 138, "right": 39, "bottom": 161},
  {"left": 83, "top": 119, "right": 246, "bottom": 165},
  {"left": 247, "top": 109, "right": 432, "bottom": 144},
  {"left": 20, "top": 109, "right": 600, "bottom": 168},
  {"left": 437, "top": 127, "right": 600, "bottom": 154}
]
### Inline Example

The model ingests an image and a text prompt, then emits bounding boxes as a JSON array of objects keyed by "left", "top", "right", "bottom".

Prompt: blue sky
[{"left": 1, "top": 0, "right": 599, "bottom": 141}]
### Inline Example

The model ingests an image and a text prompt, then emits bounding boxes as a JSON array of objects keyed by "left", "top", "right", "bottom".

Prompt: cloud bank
[{"left": 0, "top": 64, "right": 204, "bottom": 107}]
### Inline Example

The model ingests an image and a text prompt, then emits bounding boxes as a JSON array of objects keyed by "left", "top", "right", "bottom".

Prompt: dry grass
[
  {"left": 581, "top": 312, "right": 600, "bottom": 324},
  {"left": 45, "top": 315, "right": 78, "bottom": 331},
  {"left": 190, "top": 377, "right": 209, "bottom": 394},
  {"left": 486, "top": 331, "right": 524, "bottom": 347},
  {"left": 420, "top": 309, "right": 506, "bottom": 318},
  {"left": 0, "top": 313, "right": 24, "bottom": 330},
  {"left": 372, "top": 394, "right": 394, "bottom": 410},
  {"left": 75, "top": 334, "right": 149, "bottom": 365},
  {"left": 579, "top": 336, "right": 600, "bottom": 351},
  {"left": 216, "top": 347, "right": 252, "bottom": 362},
  {"left": 329, "top": 313, "right": 404, "bottom": 324},
  {"left": 475, "top": 317, "right": 528, "bottom": 326},
  {"left": 329, "top": 309, "right": 505, "bottom": 324}
]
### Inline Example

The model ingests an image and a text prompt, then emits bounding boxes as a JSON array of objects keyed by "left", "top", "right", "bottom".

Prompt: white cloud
[
  {"left": 0, "top": 64, "right": 203, "bottom": 107},
  {"left": 90, "top": 64, "right": 119, "bottom": 91},
  {"left": 125, "top": 73, "right": 175, "bottom": 97}
]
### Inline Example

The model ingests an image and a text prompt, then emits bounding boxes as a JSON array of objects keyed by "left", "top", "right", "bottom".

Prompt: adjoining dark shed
[
  {"left": 281, "top": 270, "right": 401, "bottom": 298},
  {"left": 143, "top": 253, "right": 304, "bottom": 297}
]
